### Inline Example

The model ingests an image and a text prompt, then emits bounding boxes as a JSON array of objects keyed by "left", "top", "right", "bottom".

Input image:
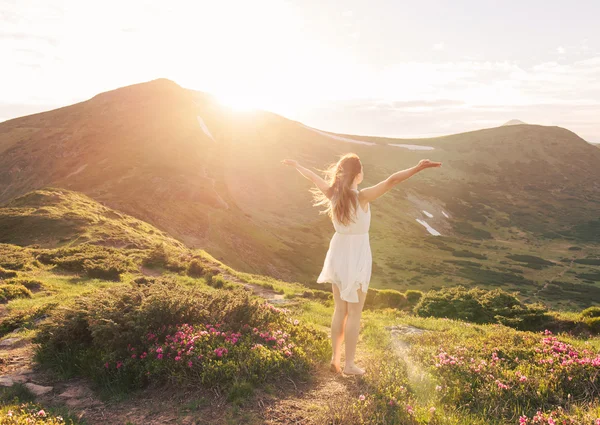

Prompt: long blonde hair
[{"left": 310, "top": 153, "right": 362, "bottom": 226}]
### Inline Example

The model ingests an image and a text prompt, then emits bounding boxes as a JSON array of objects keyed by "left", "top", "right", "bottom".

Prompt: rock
[
  {"left": 0, "top": 337, "right": 22, "bottom": 347},
  {"left": 24, "top": 382, "right": 53, "bottom": 395},
  {"left": 0, "top": 373, "right": 29, "bottom": 387},
  {"left": 0, "top": 376, "right": 14, "bottom": 387},
  {"left": 59, "top": 386, "right": 91, "bottom": 399},
  {"left": 385, "top": 324, "right": 428, "bottom": 335}
]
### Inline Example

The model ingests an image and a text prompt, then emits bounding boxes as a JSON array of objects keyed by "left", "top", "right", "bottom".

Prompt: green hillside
[
  {"left": 0, "top": 187, "right": 185, "bottom": 250},
  {"left": 0, "top": 79, "right": 599, "bottom": 310},
  {"left": 1, "top": 194, "right": 600, "bottom": 424}
]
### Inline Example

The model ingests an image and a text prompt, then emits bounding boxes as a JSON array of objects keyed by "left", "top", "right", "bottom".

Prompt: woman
[{"left": 282, "top": 153, "right": 441, "bottom": 375}]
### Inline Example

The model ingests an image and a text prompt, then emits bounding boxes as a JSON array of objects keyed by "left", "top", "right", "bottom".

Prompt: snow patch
[
  {"left": 442, "top": 211, "right": 450, "bottom": 219},
  {"left": 416, "top": 219, "right": 441, "bottom": 236},
  {"left": 302, "top": 125, "right": 376, "bottom": 146},
  {"left": 197, "top": 116, "right": 215, "bottom": 142},
  {"left": 422, "top": 210, "right": 433, "bottom": 218},
  {"left": 389, "top": 144, "right": 434, "bottom": 151}
]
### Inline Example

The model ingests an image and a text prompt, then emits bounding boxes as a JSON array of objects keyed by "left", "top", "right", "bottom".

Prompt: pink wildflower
[
  {"left": 519, "top": 416, "right": 528, "bottom": 424},
  {"left": 358, "top": 394, "right": 365, "bottom": 401},
  {"left": 37, "top": 410, "right": 46, "bottom": 417}
]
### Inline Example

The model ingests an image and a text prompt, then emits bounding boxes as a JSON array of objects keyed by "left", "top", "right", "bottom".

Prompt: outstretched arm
[
  {"left": 281, "top": 159, "right": 331, "bottom": 198},
  {"left": 360, "top": 159, "right": 442, "bottom": 203}
]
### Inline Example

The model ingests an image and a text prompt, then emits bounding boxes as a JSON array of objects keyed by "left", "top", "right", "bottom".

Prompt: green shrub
[
  {"left": 0, "top": 244, "right": 34, "bottom": 270},
  {"left": 414, "top": 286, "right": 490, "bottom": 323},
  {"left": 142, "top": 243, "right": 188, "bottom": 273},
  {"left": 581, "top": 306, "right": 600, "bottom": 318},
  {"left": 404, "top": 289, "right": 423, "bottom": 306},
  {"left": 574, "top": 258, "right": 600, "bottom": 266},
  {"left": 83, "top": 258, "right": 127, "bottom": 281},
  {"left": 208, "top": 274, "right": 226, "bottom": 289},
  {"left": 187, "top": 259, "right": 205, "bottom": 277},
  {"left": 0, "top": 303, "right": 57, "bottom": 337},
  {"left": 36, "top": 244, "right": 134, "bottom": 277},
  {"left": 585, "top": 317, "right": 600, "bottom": 334},
  {"left": 132, "top": 276, "right": 157, "bottom": 285},
  {"left": 371, "top": 289, "right": 407, "bottom": 309},
  {"left": 0, "top": 266, "right": 18, "bottom": 279},
  {"left": 0, "top": 284, "right": 32, "bottom": 303},
  {"left": 6, "top": 277, "right": 45, "bottom": 291},
  {"left": 301, "top": 290, "right": 332, "bottom": 301},
  {"left": 414, "top": 286, "right": 551, "bottom": 330},
  {"left": 142, "top": 244, "right": 169, "bottom": 267}
]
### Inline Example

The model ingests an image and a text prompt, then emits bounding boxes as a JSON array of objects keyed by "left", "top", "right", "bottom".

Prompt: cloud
[
  {"left": 433, "top": 42, "right": 445, "bottom": 50},
  {"left": 557, "top": 46, "right": 566, "bottom": 54}
]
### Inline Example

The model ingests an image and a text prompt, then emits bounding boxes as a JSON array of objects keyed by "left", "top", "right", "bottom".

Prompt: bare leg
[
  {"left": 330, "top": 283, "right": 347, "bottom": 372},
  {"left": 343, "top": 287, "right": 367, "bottom": 375}
]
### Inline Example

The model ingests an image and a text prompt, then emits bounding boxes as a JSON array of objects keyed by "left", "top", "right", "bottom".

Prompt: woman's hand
[
  {"left": 281, "top": 159, "right": 299, "bottom": 167},
  {"left": 417, "top": 159, "right": 442, "bottom": 170}
]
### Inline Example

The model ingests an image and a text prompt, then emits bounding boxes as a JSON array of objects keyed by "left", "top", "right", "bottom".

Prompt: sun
[{"left": 215, "top": 92, "right": 259, "bottom": 112}]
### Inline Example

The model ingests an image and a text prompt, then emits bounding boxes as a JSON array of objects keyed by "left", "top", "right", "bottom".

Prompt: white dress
[{"left": 317, "top": 188, "right": 372, "bottom": 303}]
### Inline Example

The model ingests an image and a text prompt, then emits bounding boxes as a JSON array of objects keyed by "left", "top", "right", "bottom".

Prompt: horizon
[{"left": 2, "top": 0, "right": 600, "bottom": 143}]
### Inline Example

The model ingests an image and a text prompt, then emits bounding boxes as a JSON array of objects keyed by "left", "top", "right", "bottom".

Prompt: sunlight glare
[{"left": 215, "top": 92, "right": 259, "bottom": 112}]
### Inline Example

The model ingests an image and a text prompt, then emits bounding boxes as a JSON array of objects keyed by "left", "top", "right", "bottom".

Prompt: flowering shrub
[
  {"left": 34, "top": 281, "right": 328, "bottom": 392},
  {"left": 410, "top": 327, "right": 600, "bottom": 422},
  {"left": 0, "top": 402, "right": 76, "bottom": 424}
]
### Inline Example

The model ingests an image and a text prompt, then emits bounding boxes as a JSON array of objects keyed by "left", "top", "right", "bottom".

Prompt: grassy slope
[
  {"left": 0, "top": 81, "right": 599, "bottom": 310},
  {"left": 1, "top": 196, "right": 600, "bottom": 423},
  {"left": 2, "top": 243, "right": 600, "bottom": 424}
]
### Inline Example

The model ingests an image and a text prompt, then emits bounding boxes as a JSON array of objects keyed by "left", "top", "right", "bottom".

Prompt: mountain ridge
[{"left": 0, "top": 79, "right": 599, "bottom": 298}]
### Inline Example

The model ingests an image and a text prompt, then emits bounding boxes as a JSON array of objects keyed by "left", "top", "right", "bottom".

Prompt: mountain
[
  {"left": 502, "top": 119, "right": 527, "bottom": 126},
  {"left": 1, "top": 79, "right": 599, "bottom": 306}
]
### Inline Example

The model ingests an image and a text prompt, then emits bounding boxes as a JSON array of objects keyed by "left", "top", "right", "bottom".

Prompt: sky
[{"left": 2, "top": 0, "right": 600, "bottom": 142}]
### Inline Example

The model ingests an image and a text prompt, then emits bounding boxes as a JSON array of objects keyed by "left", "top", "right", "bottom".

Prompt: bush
[
  {"left": 142, "top": 243, "right": 187, "bottom": 272},
  {"left": 409, "top": 327, "right": 600, "bottom": 423},
  {"left": 404, "top": 289, "right": 423, "bottom": 306},
  {"left": 414, "top": 286, "right": 490, "bottom": 323},
  {"left": 0, "top": 284, "right": 32, "bottom": 303},
  {"left": 370, "top": 289, "right": 407, "bottom": 309},
  {"left": 0, "top": 266, "right": 18, "bottom": 279},
  {"left": 301, "top": 290, "right": 332, "bottom": 301},
  {"left": 0, "top": 303, "right": 57, "bottom": 337},
  {"left": 0, "top": 244, "right": 35, "bottom": 270},
  {"left": 34, "top": 281, "right": 328, "bottom": 393},
  {"left": 209, "top": 275, "right": 226, "bottom": 289},
  {"left": 5, "top": 277, "right": 44, "bottom": 291},
  {"left": 585, "top": 317, "right": 600, "bottom": 333},
  {"left": 36, "top": 244, "right": 134, "bottom": 277},
  {"left": 187, "top": 259, "right": 205, "bottom": 277},
  {"left": 414, "top": 286, "right": 551, "bottom": 330},
  {"left": 83, "top": 258, "right": 127, "bottom": 281},
  {"left": 132, "top": 276, "right": 157, "bottom": 286},
  {"left": 581, "top": 306, "right": 600, "bottom": 318}
]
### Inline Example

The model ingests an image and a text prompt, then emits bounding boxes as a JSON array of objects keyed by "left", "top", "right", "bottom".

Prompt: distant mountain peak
[{"left": 502, "top": 119, "right": 527, "bottom": 126}]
